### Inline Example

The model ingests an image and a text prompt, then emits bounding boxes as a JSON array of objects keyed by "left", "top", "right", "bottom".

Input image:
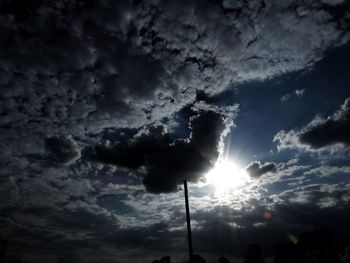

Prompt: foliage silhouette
[
  {"left": 274, "top": 229, "right": 341, "bottom": 263},
  {"left": 245, "top": 243, "right": 264, "bottom": 263},
  {"left": 218, "top": 256, "right": 231, "bottom": 263}
]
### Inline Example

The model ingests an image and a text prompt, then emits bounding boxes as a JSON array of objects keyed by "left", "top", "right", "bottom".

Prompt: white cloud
[
  {"left": 304, "top": 165, "right": 350, "bottom": 177},
  {"left": 295, "top": 89, "right": 305, "bottom": 97},
  {"left": 281, "top": 94, "right": 291, "bottom": 102},
  {"left": 1, "top": 0, "right": 350, "bottom": 257},
  {"left": 1, "top": 0, "right": 349, "bottom": 163},
  {"left": 274, "top": 97, "right": 350, "bottom": 152},
  {"left": 271, "top": 183, "right": 349, "bottom": 208},
  {"left": 281, "top": 89, "right": 305, "bottom": 102}
]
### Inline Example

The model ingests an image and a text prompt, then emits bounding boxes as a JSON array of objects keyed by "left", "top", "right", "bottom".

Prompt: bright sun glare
[{"left": 205, "top": 159, "right": 249, "bottom": 195}]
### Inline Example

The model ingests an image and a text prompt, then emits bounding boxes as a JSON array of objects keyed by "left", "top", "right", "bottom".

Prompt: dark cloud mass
[
  {"left": 45, "top": 135, "right": 81, "bottom": 164},
  {"left": 94, "top": 126, "right": 170, "bottom": 170},
  {"left": 94, "top": 110, "right": 230, "bottom": 193},
  {"left": 0, "top": 0, "right": 350, "bottom": 261},
  {"left": 1, "top": 0, "right": 349, "bottom": 164},
  {"left": 299, "top": 98, "right": 350, "bottom": 148},
  {"left": 245, "top": 161, "right": 277, "bottom": 178},
  {"left": 274, "top": 97, "right": 350, "bottom": 151}
]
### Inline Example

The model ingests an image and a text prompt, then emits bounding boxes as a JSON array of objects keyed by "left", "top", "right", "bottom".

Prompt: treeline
[
  {"left": 153, "top": 229, "right": 350, "bottom": 263},
  {"left": 1, "top": 229, "right": 349, "bottom": 263}
]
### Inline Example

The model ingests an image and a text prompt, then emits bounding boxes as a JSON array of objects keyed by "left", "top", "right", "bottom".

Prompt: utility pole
[{"left": 184, "top": 180, "right": 193, "bottom": 263}]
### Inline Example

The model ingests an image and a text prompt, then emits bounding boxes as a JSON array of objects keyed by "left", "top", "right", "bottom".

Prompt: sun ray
[{"left": 205, "top": 158, "right": 250, "bottom": 196}]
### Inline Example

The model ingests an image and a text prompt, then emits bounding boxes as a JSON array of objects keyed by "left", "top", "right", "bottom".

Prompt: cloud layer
[
  {"left": 0, "top": 0, "right": 350, "bottom": 260},
  {"left": 45, "top": 135, "right": 81, "bottom": 164},
  {"left": 94, "top": 109, "right": 234, "bottom": 193},
  {"left": 1, "top": 0, "right": 349, "bottom": 164},
  {"left": 245, "top": 161, "right": 278, "bottom": 178},
  {"left": 274, "top": 97, "right": 350, "bottom": 151}
]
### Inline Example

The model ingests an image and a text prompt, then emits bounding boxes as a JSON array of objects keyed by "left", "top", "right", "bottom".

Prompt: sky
[{"left": 0, "top": 0, "right": 350, "bottom": 262}]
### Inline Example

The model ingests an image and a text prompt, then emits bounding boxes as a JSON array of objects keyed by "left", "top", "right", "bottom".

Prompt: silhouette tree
[
  {"left": 153, "top": 255, "right": 171, "bottom": 263},
  {"left": 245, "top": 243, "right": 264, "bottom": 263},
  {"left": 0, "top": 239, "right": 8, "bottom": 260},
  {"left": 274, "top": 229, "right": 341, "bottom": 263},
  {"left": 191, "top": 254, "right": 206, "bottom": 263},
  {"left": 0, "top": 240, "right": 7, "bottom": 263}
]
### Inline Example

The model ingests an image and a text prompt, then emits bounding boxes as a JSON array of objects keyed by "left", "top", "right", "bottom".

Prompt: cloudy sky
[{"left": 0, "top": 0, "right": 350, "bottom": 262}]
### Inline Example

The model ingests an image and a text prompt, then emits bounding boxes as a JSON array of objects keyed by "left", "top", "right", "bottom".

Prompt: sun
[{"left": 205, "top": 159, "right": 249, "bottom": 195}]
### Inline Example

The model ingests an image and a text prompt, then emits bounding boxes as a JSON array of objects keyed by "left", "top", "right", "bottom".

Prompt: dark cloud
[
  {"left": 189, "top": 182, "right": 350, "bottom": 255},
  {"left": 96, "top": 194, "right": 135, "bottom": 214},
  {"left": 274, "top": 97, "right": 350, "bottom": 151},
  {"left": 94, "top": 110, "right": 230, "bottom": 193},
  {"left": 45, "top": 136, "right": 81, "bottom": 164},
  {"left": 0, "top": 0, "right": 349, "bottom": 164},
  {"left": 299, "top": 98, "right": 350, "bottom": 148},
  {"left": 0, "top": 0, "right": 350, "bottom": 260},
  {"left": 143, "top": 140, "right": 213, "bottom": 193},
  {"left": 245, "top": 161, "right": 277, "bottom": 178},
  {"left": 194, "top": 203, "right": 350, "bottom": 256},
  {"left": 94, "top": 125, "right": 170, "bottom": 169},
  {"left": 103, "top": 222, "right": 185, "bottom": 253}
]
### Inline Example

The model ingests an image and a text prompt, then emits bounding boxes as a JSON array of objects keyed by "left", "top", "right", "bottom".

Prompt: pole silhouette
[{"left": 184, "top": 180, "right": 193, "bottom": 263}]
